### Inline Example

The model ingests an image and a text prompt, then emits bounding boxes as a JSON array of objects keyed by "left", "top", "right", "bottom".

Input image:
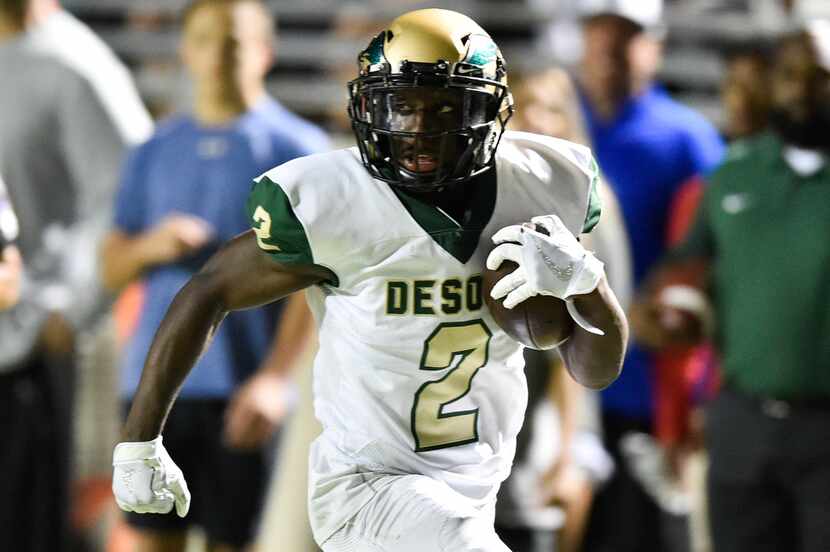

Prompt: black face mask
[{"left": 769, "top": 103, "right": 830, "bottom": 150}]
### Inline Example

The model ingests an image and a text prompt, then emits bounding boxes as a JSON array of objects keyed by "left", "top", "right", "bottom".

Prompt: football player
[{"left": 112, "top": 9, "right": 627, "bottom": 551}]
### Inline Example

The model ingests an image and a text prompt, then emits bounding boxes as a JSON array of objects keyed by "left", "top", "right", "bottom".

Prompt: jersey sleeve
[
  {"left": 502, "top": 131, "right": 604, "bottom": 237},
  {"left": 541, "top": 134, "right": 603, "bottom": 235},
  {"left": 246, "top": 173, "right": 340, "bottom": 286},
  {"left": 246, "top": 175, "right": 314, "bottom": 265}
]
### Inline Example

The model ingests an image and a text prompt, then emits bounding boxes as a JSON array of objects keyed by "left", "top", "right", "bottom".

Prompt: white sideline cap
[{"left": 579, "top": 0, "right": 664, "bottom": 35}]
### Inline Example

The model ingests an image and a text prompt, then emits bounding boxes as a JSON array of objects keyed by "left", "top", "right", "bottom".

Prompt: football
[{"left": 483, "top": 230, "right": 574, "bottom": 349}]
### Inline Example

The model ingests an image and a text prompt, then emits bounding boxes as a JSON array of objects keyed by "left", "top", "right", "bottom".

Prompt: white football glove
[
  {"left": 487, "top": 215, "right": 606, "bottom": 334},
  {"left": 112, "top": 436, "right": 190, "bottom": 517}
]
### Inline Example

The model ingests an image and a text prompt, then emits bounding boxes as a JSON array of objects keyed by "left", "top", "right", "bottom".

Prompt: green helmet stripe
[{"left": 466, "top": 40, "right": 497, "bottom": 67}]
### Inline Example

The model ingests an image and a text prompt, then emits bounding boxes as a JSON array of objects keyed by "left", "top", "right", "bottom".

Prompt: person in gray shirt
[
  {"left": 0, "top": 0, "right": 152, "bottom": 365},
  {"left": 0, "top": 1, "right": 151, "bottom": 550}
]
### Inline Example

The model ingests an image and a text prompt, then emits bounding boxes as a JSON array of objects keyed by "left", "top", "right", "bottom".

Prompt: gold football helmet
[{"left": 348, "top": 9, "right": 513, "bottom": 190}]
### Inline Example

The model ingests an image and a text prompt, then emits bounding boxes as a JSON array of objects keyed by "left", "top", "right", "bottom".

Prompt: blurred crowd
[{"left": 1, "top": 0, "right": 829, "bottom": 551}]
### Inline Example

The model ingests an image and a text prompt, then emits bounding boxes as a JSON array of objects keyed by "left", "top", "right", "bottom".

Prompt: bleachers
[{"left": 62, "top": 0, "right": 797, "bottom": 129}]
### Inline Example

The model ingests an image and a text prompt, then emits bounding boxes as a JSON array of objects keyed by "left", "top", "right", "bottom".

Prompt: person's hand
[
  {"left": 143, "top": 214, "right": 213, "bottom": 265},
  {"left": 540, "top": 457, "right": 590, "bottom": 508},
  {"left": 487, "top": 215, "right": 604, "bottom": 309},
  {"left": 631, "top": 259, "right": 712, "bottom": 349},
  {"left": 112, "top": 436, "right": 190, "bottom": 517},
  {"left": 629, "top": 293, "right": 709, "bottom": 350},
  {"left": 223, "top": 371, "right": 290, "bottom": 450},
  {"left": 0, "top": 244, "right": 22, "bottom": 311},
  {"left": 629, "top": 299, "right": 679, "bottom": 349}
]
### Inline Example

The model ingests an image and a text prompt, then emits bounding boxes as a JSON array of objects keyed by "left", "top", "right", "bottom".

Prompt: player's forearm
[
  {"left": 560, "top": 277, "right": 627, "bottom": 389},
  {"left": 122, "top": 273, "right": 228, "bottom": 441},
  {"left": 100, "top": 231, "right": 160, "bottom": 292}
]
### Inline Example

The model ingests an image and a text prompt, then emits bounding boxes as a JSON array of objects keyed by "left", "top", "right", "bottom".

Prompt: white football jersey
[{"left": 246, "top": 130, "right": 600, "bottom": 543}]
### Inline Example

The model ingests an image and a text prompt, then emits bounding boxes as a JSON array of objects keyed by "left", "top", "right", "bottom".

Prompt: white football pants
[{"left": 321, "top": 474, "right": 511, "bottom": 552}]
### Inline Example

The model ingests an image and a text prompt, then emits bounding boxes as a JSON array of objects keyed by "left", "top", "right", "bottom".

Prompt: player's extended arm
[
  {"left": 112, "top": 230, "right": 330, "bottom": 518},
  {"left": 123, "top": 230, "right": 329, "bottom": 442}
]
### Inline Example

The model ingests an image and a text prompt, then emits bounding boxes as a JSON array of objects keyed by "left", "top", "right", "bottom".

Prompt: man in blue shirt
[
  {"left": 576, "top": 2, "right": 725, "bottom": 551},
  {"left": 100, "top": 1, "right": 327, "bottom": 550}
]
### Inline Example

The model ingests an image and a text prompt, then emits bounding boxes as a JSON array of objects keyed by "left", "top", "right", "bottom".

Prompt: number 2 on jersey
[
  {"left": 252, "top": 205, "right": 281, "bottom": 251},
  {"left": 412, "top": 320, "right": 492, "bottom": 452}
]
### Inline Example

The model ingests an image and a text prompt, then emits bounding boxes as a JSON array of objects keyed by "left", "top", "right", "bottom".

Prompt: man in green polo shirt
[{"left": 634, "top": 21, "right": 830, "bottom": 552}]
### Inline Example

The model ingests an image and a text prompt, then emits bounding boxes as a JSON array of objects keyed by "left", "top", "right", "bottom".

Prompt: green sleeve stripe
[
  {"left": 246, "top": 176, "right": 340, "bottom": 286},
  {"left": 582, "top": 157, "right": 603, "bottom": 234}
]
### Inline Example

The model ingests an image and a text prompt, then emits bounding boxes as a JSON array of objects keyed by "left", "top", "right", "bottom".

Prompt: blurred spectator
[
  {"left": 0, "top": 0, "right": 153, "bottom": 358},
  {"left": 496, "top": 351, "right": 614, "bottom": 552},
  {"left": 0, "top": 0, "right": 152, "bottom": 549},
  {"left": 635, "top": 20, "right": 830, "bottom": 552},
  {"left": 100, "top": 0, "right": 327, "bottom": 550},
  {"left": 324, "top": 5, "right": 386, "bottom": 141},
  {"left": 634, "top": 42, "right": 774, "bottom": 552},
  {"left": 722, "top": 47, "right": 771, "bottom": 141},
  {"left": 0, "top": 177, "right": 21, "bottom": 311},
  {"left": 575, "top": 1, "right": 726, "bottom": 551},
  {"left": 510, "top": 67, "right": 633, "bottom": 306},
  {"left": 494, "top": 68, "right": 628, "bottom": 552}
]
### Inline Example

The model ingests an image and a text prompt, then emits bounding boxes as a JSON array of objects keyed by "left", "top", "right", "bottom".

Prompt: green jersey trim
[
  {"left": 246, "top": 176, "right": 339, "bottom": 286},
  {"left": 389, "top": 169, "right": 497, "bottom": 264},
  {"left": 582, "top": 157, "right": 602, "bottom": 234}
]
